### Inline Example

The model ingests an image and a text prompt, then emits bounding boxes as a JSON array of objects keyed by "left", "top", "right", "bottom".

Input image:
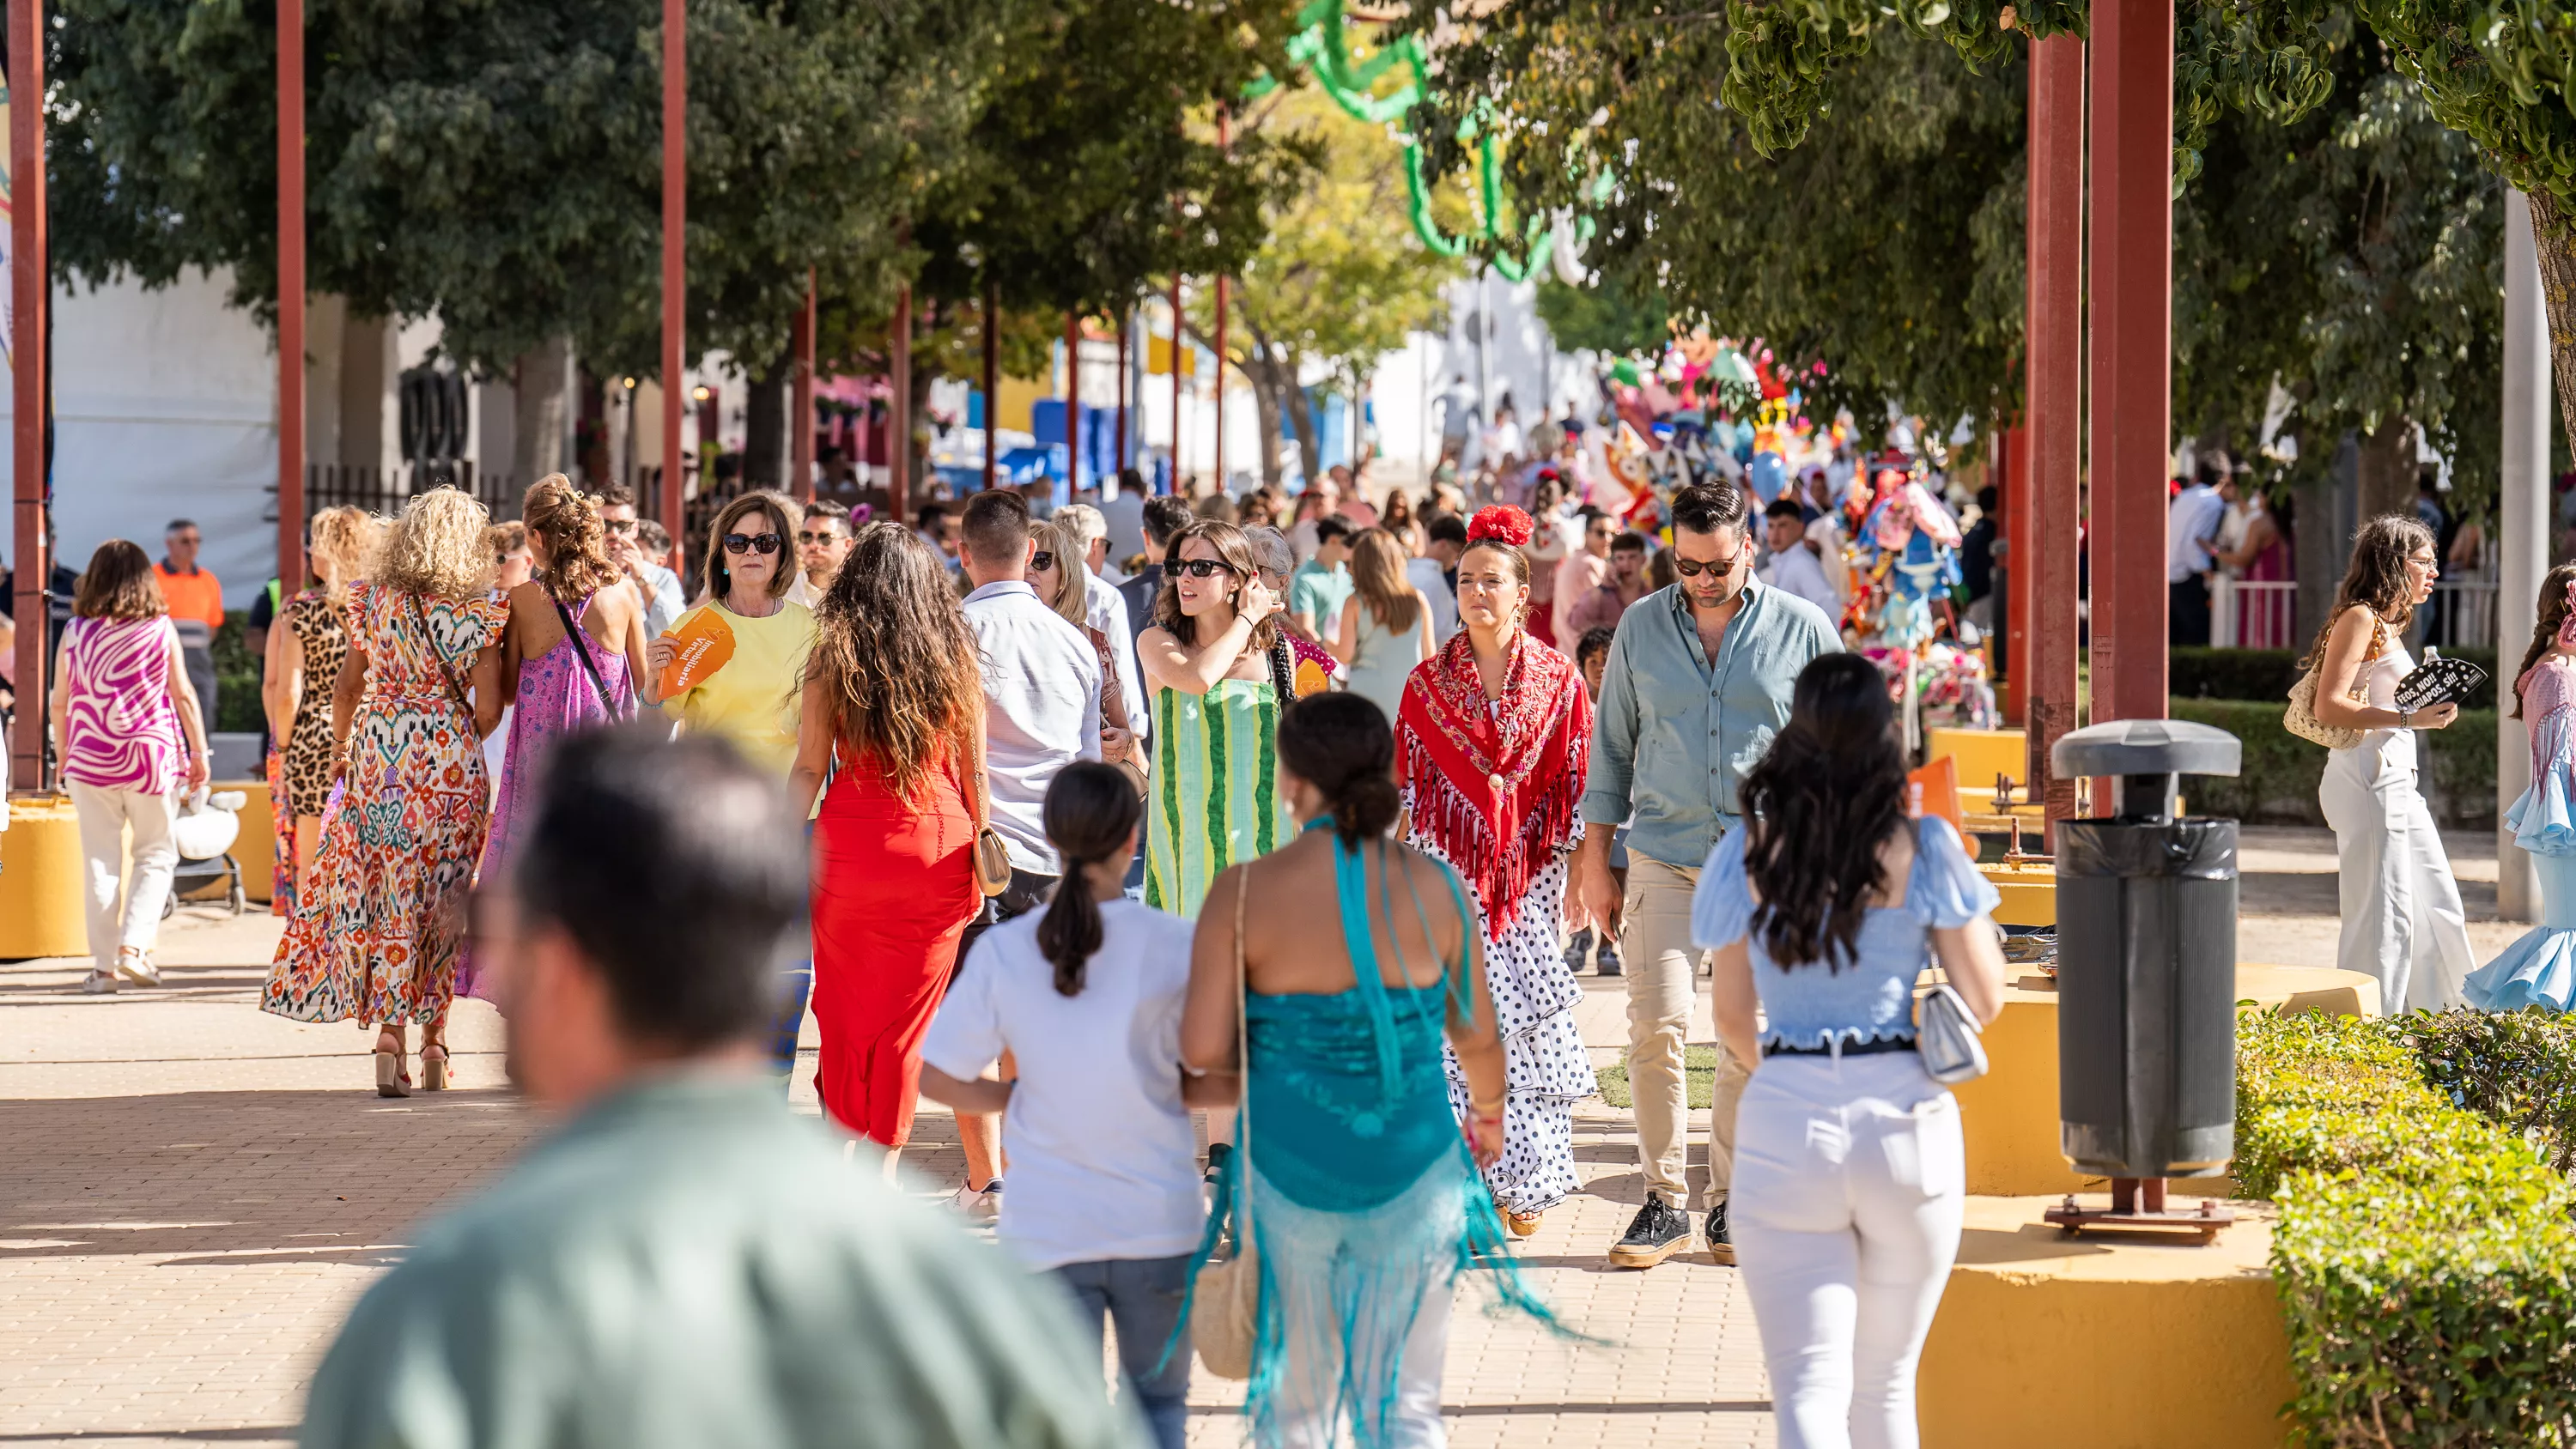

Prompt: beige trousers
[{"left": 1623, "top": 857, "right": 1752, "bottom": 1206}]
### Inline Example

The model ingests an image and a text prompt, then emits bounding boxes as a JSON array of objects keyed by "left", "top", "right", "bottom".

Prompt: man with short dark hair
[
  {"left": 155, "top": 518, "right": 223, "bottom": 728},
  {"left": 598, "top": 484, "right": 685, "bottom": 636},
  {"left": 1425, "top": 512, "right": 1468, "bottom": 598},
  {"left": 1120, "top": 495, "right": 1194, "bottom": 648},
  {"left": 1568, "top": 530, "right": 1651, "bottom": 636},
  {"left": 298, "top": 728, "right": 1136, "bottom": 1449},
  {"left": 1580, "top": 482, "right": 1839, "bottom": 1270},
  {"left": 1757, "top": 497, "right": 1840, "bottom": 614},
  {"left": 1287, "top": 514, "right": 1356, "bottom": 642},
  {"left": 919, "top": 501, "right": 963, "bottom": 573},
  {"left": 789, "top": 498, "right": 854, "bottom": 607}
]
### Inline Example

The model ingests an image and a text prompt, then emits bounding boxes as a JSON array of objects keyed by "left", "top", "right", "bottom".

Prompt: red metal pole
[
  {"left": 1064, "top": 310, "right": 1082, "bottom": 495},
  {"left": 981, "top": 282, "right": 999, "bottom": 493},
  {"left": 792, "top": 270, "right": 815, "bottom": 506},
  {"left": 659, "top": 0, "right": 686, "bottom": 547},
  {"left": 1115, "top": 310, "right": 1129, "bottom": 477},
  {"left": 2027, "top": 33, "right": 2086, "bottom": 838},
  {"left": 1170, "top": 276, "right": 1184, "bottom": 494},
  {"left": 2087, "top": 0, "right": 2172, "bottom": 749},
  {"left": 889, "top": 283, "right": 912, "bottom": 520},
  {"left": 276, "top": 0, "right": 306, "bottom": 598},
  {"left": 9, "top": 0, "right": 49, "bottom": 792}
]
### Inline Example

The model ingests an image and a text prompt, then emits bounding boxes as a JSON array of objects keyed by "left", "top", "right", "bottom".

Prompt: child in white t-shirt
[{"left": 920, "top": 762, "right": 1220, "bottom": 1449}]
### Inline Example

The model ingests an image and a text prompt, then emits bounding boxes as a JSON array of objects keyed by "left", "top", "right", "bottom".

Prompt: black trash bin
[{"left": 2048, "top": 718, "right": 2242, "bottom": 1185}]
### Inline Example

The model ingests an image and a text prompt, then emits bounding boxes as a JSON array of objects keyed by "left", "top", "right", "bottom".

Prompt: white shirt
[
  {"left": 962, "top": 580, "right": 1103, "bottom": 874},
  {"left": 1406, "top": 555, "right": 1460, "bottom": 642},
  {"left": 1084, "top": 573, "right": 1147, "bottom": 743},
  {"left": 784, "top": 572, "right": 823, "bottom": 609},
  {"left": 2168, "top": 484, "right": 2227, "bottom": 582},
  {"left": 1759, "top": 543, "right": 1843, "bottom": 615},
  {"left": 920, "top": 900, "right": 1205, "bottom": 1272}
]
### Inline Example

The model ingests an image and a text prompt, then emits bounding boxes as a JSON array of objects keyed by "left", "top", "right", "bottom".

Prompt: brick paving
[{"left": 0, "top": 906, "right": 1776, "bottom": 1448}]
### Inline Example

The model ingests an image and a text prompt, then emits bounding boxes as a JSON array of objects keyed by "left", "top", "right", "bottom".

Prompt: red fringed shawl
[{"left": 1397, "top": 630, "right": 1592, "bottom": 942}]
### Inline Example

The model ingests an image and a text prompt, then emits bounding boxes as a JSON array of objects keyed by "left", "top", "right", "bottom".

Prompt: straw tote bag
[
  {"left": 2285, "top": 618, "right": 2384, "bottom": 750},
  {"left": 1193, "top": 866, "right": 1261, "bottom": 1379}
]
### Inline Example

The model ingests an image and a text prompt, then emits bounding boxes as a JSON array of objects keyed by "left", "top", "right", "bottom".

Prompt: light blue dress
[{"left": 2464, "top": 657, "right": 2576, "bottom": 1013}]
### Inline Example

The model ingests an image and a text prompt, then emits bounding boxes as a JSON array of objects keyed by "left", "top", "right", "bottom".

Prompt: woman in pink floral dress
[{"left": 263, "top": 488, "right": 507, "bottom": 1096}]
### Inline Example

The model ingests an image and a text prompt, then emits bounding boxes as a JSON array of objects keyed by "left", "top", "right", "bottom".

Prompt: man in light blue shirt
[
  {"left": 1576, "top": 482, "right": 1840, "bottom": 1270},
  {"left": 602, "top": 488, "right": 686, "bottom": 637}
]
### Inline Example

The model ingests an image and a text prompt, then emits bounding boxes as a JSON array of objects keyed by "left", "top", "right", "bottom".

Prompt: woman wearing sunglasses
[
  {"left": 1135, "top": 520, "right": 1290, "bottom": 920},
  {"left": 646, "top": 491, "right": 815, "bottom": 779}
]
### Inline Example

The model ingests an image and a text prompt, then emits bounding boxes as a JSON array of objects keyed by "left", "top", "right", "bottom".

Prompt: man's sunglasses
[
  {"left": 1174, "top": 559, "right": 1237, "bottom": 579},
  {"left": 796, "top": 530, "right": 842, "bottom": 546},
  {"left": 1671, "top": 549, "right": 1746, "bottom": 578},
  {"left": 1030, "top": 550, "right": 1056, "bottom": 572},
  {"left": 604, "top": 518, "right": 638, "bottom": 534},
  {"left": 722, "top": 532, "right": 782, "bottom": 555}
]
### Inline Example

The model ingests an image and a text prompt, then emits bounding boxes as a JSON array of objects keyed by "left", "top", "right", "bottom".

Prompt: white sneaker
[
  {"left": 951, "top": 1179, "right": 1003, "bottom": 1226},
  {"left": 80, "top": 969, "right": 118, "bottom": 995},
  {"left": 112, "top": 949, "right": 161, "bottom": 986}
]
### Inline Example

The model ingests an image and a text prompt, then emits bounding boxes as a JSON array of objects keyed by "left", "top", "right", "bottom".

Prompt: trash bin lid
[{"left": 2050, "top": 718, "right": 2241, "bottom": 779}]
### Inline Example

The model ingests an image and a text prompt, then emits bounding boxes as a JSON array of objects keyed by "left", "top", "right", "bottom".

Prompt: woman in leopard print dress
[{"left": 260, "top": 506, "right": 379, "bottom": 899}]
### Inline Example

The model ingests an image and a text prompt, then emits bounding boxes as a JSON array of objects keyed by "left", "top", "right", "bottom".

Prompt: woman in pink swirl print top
[{"left": 46, "top": 541, "right": 209, "bottom": 994}]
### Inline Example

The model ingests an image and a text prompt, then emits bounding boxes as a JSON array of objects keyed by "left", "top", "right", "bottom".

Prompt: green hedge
[
  {"left": 2169, "top": 697, "right": 2496, "bottom": 829},
  {"left": 2392, "top": 1009, "right": 2576, "bottom": 1179},
  {"left": 2238, "top": 1011, "right": 2576, "bottom": 1444},
  {"left": 2172, "top": 646, "right": 2499, "bottom": 711}
]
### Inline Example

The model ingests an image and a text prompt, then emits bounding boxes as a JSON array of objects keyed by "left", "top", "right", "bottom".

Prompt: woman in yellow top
[
  {"left": 646, "top": 491, "right": 816, "bottom": 776},
  {"left": 646, "top": 489, "right": 817, "bottom": 1076}
]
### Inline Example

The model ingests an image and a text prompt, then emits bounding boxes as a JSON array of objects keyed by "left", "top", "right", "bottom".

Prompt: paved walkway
[{"left": 0, "top": 906, "right": 1774, "bottom": 1449}]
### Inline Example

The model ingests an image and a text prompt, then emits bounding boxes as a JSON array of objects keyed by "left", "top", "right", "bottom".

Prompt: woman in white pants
[
  {"left": 2305, "top": 514, "right": 2473, "bottom": 1014},
  {"left": 1692, "top": 653, "right": 2006, "bottom": 1449},
  {"left": 48, "top": 541, "right": 209, "bottom": 994}
]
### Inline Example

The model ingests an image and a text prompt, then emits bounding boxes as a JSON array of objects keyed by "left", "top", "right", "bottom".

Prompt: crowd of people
[{"left": 33, "top": 435, "right": 2574, "bottom": 1448}]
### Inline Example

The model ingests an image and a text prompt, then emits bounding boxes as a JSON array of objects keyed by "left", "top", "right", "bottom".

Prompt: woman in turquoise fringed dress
[
  {"left": 2466, "top": 564, "right": 2576, "bottom": 1014},
  {"left": 1181, "top": 691, "right": 1569, "bottom": 1448}
]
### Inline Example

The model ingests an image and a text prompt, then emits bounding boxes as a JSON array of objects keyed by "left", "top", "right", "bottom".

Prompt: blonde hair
[
  {"left": 1347, "top": 527, "right": 1421, "bottom": 634},
  {"left": 306, "top": 506, "right": 380, "bottom": 604},
  {"left": 1034, "top": 518, "right": 1091, "bottom": 628},
  {"left": 523, "top": 473, "right": 621, "bottom": 600},
  {"left": 376, "top": 487, "right": 495, "bottom": 601}
]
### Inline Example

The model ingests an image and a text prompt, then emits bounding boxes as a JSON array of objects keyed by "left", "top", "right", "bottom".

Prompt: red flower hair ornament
[{"left": 1467, "top": 506, "right": 1536, "bottom": 549}]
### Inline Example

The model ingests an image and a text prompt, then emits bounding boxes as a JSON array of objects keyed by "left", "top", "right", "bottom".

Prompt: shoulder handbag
[
  {"left": 1915, "top": 821, "right": 1991, "bottom": 1085},
  {"left": 1192, "top": 865, "right": 1261, "bottom": 1380},
  {"left": 550, "top": 597, "right": 630, "bottom": 719},
  {"left": 1090, "top": 626, "right": 1149, "bottom": 799},
  {"left": 410, "top": 593, "right": 480, "bottom": 734},
  {"left": 2285, "top": 617, "right": 2384, "bottom": 749},
  {"left": 958, "top": 724, "right": 1014, "bottom": 899}
]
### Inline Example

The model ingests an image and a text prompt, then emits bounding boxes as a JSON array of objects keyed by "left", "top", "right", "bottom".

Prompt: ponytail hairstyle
[
  {"left": 1276, "top": 692, "right": 1401, "bottom": 847},
  {"left": 2514, "top": 561, "right": 2576, "bottom": 718},
  {"left": 1737, "top": 652, "right": 1909, "bottom": 972},
  {"left": 1035, "top": 762, "right": 1145, "bottom": 996},
  {"left": 522, "top": 473, "right": 622, "bottom": 601}
]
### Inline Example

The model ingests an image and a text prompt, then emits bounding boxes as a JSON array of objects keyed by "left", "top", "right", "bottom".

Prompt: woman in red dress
[{"left": 788, "top": 523, "right": 985, "bottom": 1161}]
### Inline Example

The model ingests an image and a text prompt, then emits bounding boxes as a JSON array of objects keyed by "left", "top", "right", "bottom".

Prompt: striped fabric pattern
[
  {"left": 1145, "top": 678, "right": 1293, "bottom": 919},
  {"left": 60, "top": 615, "right": 183, "bottom": 793}
]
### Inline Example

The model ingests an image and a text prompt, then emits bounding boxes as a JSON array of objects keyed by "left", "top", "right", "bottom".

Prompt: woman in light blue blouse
[{"left": 1691, "top": 652, "right": 2006, "bottom": 1449}]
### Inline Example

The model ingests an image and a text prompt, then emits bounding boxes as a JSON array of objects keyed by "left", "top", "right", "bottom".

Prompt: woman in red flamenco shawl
[{"left": 1395, "top": 506, "right": 1598, "bottom": 1237}]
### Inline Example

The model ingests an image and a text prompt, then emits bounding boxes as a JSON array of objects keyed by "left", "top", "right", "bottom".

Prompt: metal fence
[
  {"left": 265, "top": 462, "right": 525, "bottom": 525},
  {"left": 2214, "top": 575, "right": 2500, "bottom": 652}
]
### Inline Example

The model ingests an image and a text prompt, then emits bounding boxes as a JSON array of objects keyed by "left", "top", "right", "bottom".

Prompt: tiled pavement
[{"left": 0, "top": 906, "right": 1774, "bottom": 1449}]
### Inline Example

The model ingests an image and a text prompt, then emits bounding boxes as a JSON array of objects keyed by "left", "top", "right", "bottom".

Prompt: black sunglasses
[
  {"left": 1671, "top": 549, "right": 1747, "bottom": 578},
  {"left": 1030, "top": 550, "right": 1056, "bottom": 572},
  {"left": 604, "top": 518, "right": 638, "bottom": 534},
  {"left": 723, "top": 532, "right": 782, "bottom": 555},
  {"left": 1175, "top": 558, "right": 1237, "bottom": 579},
  {"left": 796, "top": 530, "right": 842, "bottom": 546}
]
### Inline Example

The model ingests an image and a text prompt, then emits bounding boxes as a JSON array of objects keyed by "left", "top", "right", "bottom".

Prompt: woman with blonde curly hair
[
  {"left": 264, "top": 486, "right": 507, "bottom": 1096},
  {"left": 260, "top": 505, "right": 380, "bottom": 900},
  {"left": 480, "top": 476, "right": 647, "bottom": 890},
  {"left": 785, "top": 523, "right": 986, "bottom": 1157}
]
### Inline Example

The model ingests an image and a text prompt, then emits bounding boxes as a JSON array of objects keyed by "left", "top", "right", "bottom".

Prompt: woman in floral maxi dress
[
  {"left": 263, "top": 488, "right": 507, "bottom": 1096},
  {"left": 1397, "top": 506, "right": 1597, "bottom": 1237}
]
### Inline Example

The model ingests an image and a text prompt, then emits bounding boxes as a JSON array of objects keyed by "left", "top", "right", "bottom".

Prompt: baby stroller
[{"left": 164, "top": 787, "right": 249, "bottom": 918}]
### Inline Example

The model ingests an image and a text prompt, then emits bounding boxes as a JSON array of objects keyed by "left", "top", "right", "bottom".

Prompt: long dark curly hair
[
  {"left": 1737, "top": 652, "right": 1909, "bottom": 972},
  {"left": 804, "top": 523, "right": 982, "bottom": 802},
  {"left": 2297, "top": 514, "right": 2435, "bottom": 673}
]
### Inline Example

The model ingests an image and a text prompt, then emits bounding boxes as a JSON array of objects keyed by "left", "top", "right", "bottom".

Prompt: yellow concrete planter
[
  {"left": 216, "top": 779, "right": 279, "bottom": 906},
  {"left": 1919, "top": 1194, "right": 2294, "bottom": 1448},
  {"left": 0, "top": 795, "right": 91, "bottom": 960}
]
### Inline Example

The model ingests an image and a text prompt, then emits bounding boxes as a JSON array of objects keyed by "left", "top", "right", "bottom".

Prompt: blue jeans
[
  {"left": 769, "top": 960, "right": 812, "bottom": 1082},
  {"left": 1054, "top": 1254, "right": 1193, "bottom": 1449}
]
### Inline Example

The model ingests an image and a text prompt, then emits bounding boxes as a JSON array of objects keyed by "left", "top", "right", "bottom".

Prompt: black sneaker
[
  {"left": 1562, "top": 927, "right": 1593, "bottom": 973},
  {"left": 1704, "top": 1198, "right": 1735, "bottom": 1266},
  {"left": 1595, "top": 937, "right": 1624, "bottom": 978},
  {"left": 1607, "top": 1197, "right": 1692, "bottom": 1269},
  {"left": 1204, "top": 1140, "right": 1233, "bottom": 1183}
]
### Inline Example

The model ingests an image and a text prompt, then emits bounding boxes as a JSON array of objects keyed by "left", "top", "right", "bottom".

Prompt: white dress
[{"left": 2317, "top": 636, "right": 2474, "bottom": 1013}]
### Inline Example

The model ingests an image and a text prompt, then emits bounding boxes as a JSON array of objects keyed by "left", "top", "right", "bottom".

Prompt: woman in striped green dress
[{"left": 1135, "top": 520, "right": 1295, "bottom": 917}]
